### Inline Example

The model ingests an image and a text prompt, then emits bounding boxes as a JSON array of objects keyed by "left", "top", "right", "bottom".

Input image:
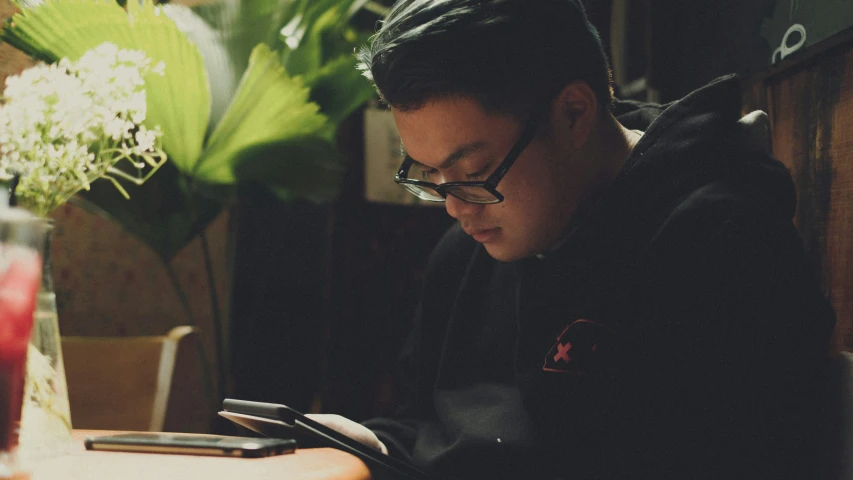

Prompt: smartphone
[
  {"left": 220, "top": 398, "right": 428, "bottom": 479},
  {"left": 84, "top": 432, "right": 297, "bottom": 458}
]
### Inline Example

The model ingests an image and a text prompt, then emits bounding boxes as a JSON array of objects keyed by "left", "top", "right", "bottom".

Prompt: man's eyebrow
[{"left": 400, "top": 141, "right": 488, "bottom": 170}]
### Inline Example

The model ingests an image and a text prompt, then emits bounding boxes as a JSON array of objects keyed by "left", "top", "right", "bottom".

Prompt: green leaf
[
  {"left": 73, "top": 162, "right": 226, "bottom": 261},
  {"left": 280, "top": 4, "right": 337, "bottom": 77},
  {"left": 124, "top": 0, "right": 211, "bottom": 174},
  {"left": 192, "top": 0, "right": 299, "bottom": 75},
  {"left": 232, "top": 136, "right": 345, "bottom": 203},
  {"left": 281, "top": 0, "right": 367, "bottom": 76},
  {"left": 305, "top": 54, "right": 376, "bottom": 124},
  {"left": 1, "top": 0, "right": 211, "bottom": 174},
  {"left": 194, "top": 43, "right": 328, "bottom": 184},
  {"left": 161, "top": 4, "right": 236, "bottom": 134}
]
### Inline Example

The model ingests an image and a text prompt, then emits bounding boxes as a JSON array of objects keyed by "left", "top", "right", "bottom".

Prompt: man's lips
[{"left": 465, "top": 227, "right": 499, "bottom": 243}]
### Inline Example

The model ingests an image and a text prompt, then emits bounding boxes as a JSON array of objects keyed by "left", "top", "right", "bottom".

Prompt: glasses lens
[
  {"left": 399, "top": 183, "right": 445, "bottom": 202},
  {"left": 444, "top": 185, "right": 500, "bottom": 204}
]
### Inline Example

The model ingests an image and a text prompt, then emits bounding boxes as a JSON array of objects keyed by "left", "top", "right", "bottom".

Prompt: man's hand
[{"left": 305, "top": 413, "right": 389, "bottom": 455}]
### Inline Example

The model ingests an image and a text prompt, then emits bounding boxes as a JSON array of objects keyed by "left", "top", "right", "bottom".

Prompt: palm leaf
[
  {"left": 280, "top": 4, "right": 334, "bottom": 77},
  {"left": 161, "top": 4, "right": 235, "bottom": 136},
  {"left": 280, "top": 0, "right": 368, "bottom": 76},
  {"left": 305, "top": 53, "right": 376, "bottom": 125},
  {"left": 1, "top": 0, "right": 211, "bottom": 174},
  {"left": 193, "top": 43, "right": 328, "bottom": 184},
  {"left": 232, "top": 136, "right": 345, "bottom": 203},
  {"left": 193, "top": 0, "right": 300, "bottom": 75},
  {"left": 74, "top": 162, "right": 226, "bottom": 261}
]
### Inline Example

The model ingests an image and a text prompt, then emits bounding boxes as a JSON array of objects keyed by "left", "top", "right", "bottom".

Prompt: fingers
[{"left": 305, "top": 413, "right": 388, "bottom": 455}]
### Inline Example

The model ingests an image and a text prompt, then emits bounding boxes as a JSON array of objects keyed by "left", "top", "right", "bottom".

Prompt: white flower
[
  {"left": 134, "top": 127, "right": 157, "bottom": 153},
  {"left": 0, "top": 42, "right": 168, "bottom": 217},
  {"left": 103, "top": 117, "right": 127, "bottom": 141},
  {"left": 117, "top": 48, "right": 147, "bottom": 66}
]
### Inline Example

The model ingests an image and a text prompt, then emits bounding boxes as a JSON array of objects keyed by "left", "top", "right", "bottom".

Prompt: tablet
[{"left": 219, "top": 398, "right": 427, "bottom": 479}]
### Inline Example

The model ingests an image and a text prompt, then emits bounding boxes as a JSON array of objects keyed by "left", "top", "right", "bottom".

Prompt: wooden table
[{"left": 27, "top": 430, "right": 371, "bottom": 480}]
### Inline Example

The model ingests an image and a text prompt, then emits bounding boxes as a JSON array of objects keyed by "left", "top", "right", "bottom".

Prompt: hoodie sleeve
[
  {"left": 360, "top": 304, "right": 422, "bottom": 463},
  {"left": 622, "top": 175, "right": 836, "bottom": 479},
  {"left": 361, "top": 223, "right": 478, "bottom": 463}
]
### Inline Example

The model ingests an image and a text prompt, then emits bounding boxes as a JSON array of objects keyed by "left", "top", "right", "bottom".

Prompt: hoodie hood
[
  {"left": 532, "top": 75, "right": 798, "bottom": 282},
  {"left": 610, "top": 74, "right": 796, "bottom": 224}
]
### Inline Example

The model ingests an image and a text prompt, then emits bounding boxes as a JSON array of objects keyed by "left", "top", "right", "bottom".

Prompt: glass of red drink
[{"left": 0, "top": 208, "right": 45, "bottom": 479}]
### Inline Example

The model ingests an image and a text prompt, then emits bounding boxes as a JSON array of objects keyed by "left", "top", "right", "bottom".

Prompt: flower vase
[{"left": 18, "top": 221, "right": 72, "bottom": 461}]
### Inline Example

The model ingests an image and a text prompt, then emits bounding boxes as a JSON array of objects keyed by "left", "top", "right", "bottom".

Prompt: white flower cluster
[{"left": 0, "top": 42, "right": 167, "bottom": 217}]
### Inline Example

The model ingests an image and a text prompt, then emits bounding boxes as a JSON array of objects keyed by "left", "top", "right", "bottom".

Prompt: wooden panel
[
  {"left": 761, "top": 42, "right": 853, "bottom": 353},
  {"left": 63, "top": 337, "right": 163, "bottom": 431},
  {"left": 62, "top": 327, "right": 196, "bottom": 432}
]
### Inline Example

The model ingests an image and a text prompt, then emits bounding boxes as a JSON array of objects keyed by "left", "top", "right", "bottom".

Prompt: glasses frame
[{"left": 394, "top": 114, "right": 541, "bottom": 204}]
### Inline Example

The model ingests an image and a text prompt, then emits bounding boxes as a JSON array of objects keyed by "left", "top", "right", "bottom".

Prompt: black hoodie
[{"left": 364, "top": 75, "right": 836, "bottom": 480}]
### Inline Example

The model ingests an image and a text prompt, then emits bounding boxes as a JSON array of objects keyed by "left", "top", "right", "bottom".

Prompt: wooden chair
[{"left": 61, "top": 326, "right": 196, "bottom": 432}]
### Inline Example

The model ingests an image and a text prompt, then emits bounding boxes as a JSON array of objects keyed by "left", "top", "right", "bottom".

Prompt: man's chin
[{"left": 482, "top": 243, "right": 529, "bottom": 263}]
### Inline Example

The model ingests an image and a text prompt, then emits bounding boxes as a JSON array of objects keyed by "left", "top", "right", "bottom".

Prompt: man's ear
[{"left": 550, "top": 81, "right": 598, "bottom": 148}]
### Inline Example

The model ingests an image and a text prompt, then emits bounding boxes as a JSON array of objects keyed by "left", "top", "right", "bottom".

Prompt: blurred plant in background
[{"left": 0, "top": 0, "right": 378, "bottom": 418}]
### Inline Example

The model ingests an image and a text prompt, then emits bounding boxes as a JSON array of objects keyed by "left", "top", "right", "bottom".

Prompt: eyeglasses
[{"left": 394, "top": 115, "right": 540, "bottom": 204}]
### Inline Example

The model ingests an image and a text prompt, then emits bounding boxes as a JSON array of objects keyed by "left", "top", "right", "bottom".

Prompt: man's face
[{"left": 393, "top": 96, "right": 597, "bottom": 262}]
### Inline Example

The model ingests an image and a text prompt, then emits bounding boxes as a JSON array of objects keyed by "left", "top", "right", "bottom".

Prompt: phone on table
[
  {"left": 219, "top": 398, "right": 428, "bottom": 479},
  {"left": 84, "top": 432, "right": 297, "bottom": 458}
]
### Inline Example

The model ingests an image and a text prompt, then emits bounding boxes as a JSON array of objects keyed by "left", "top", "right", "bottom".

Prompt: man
[{"left": 308, "top": 0, "right": 836, "bottom": 478}]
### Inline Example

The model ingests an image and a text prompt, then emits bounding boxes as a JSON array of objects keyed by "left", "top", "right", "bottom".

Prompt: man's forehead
[
  {"left": 393, "top": 101, "right": 517, "bottom": 169},
  {"left": 400, "top": 140, "right": 489, "bottom": 170}
]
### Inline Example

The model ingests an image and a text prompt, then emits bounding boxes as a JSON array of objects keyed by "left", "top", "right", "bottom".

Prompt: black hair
[{"left": 357, "top": 0, "right": 614, "bottom": 118}]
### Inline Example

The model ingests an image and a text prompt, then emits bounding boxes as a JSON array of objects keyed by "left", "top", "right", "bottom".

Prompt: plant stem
[
  {"left": 200, "top": 229, "right": 228, "bottom": 402},
  {"left": 163, "top": 259, "right": 219, "bottom": 420},
  {"left": 163, "top": 257, "right": 197, "bottom": 325}
]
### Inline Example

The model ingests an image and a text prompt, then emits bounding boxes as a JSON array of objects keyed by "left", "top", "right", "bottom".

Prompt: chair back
[{"left": 61, "top": 326, "right": 196, "bottom": 431}]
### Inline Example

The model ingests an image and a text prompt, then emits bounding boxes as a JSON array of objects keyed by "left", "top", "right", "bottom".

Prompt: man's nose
[{"left": 445, "top": 194, "right": 483, "bottom": 220}]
